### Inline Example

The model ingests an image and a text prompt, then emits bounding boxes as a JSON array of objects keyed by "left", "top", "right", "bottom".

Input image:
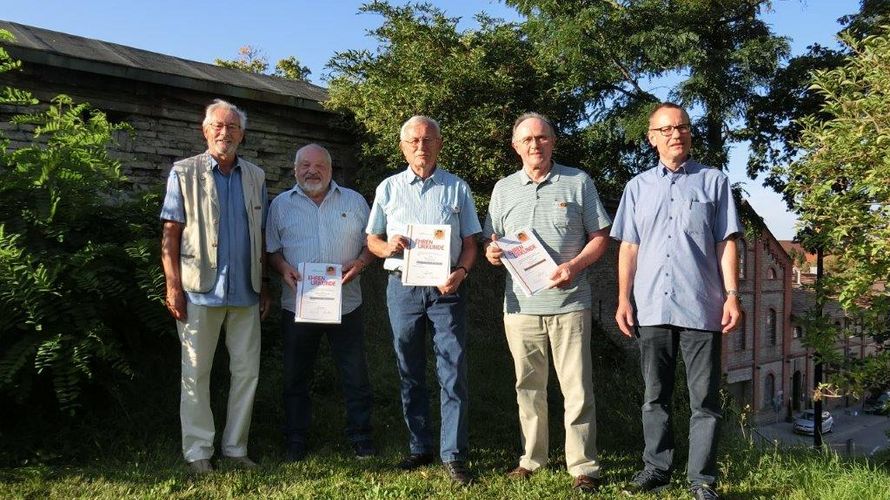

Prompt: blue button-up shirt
[
  {"left": 266, "top": 181, "right": 370, "bottom": 315},
  {"left": 610, "top": 160, "right": 742, "bottom": 331},
  {"left": 160, "top": 157, "right": 268, "bottom": 307},
  {"left": 366, "top": 166, "right": 482, "bottom": 271}
]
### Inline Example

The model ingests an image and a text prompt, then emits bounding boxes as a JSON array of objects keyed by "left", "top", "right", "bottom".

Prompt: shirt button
[
  {"left": 668, "top": 235, "right": 671, "bottom": 238},
  {"left": 667, "top": 254, "right": 670, "bottom": 257},
  {"left": 671, "top": 198, "right": 674, "bottom": 202},
  {"left": 669, "top": 216, "right": 673, "bottom": 220}
]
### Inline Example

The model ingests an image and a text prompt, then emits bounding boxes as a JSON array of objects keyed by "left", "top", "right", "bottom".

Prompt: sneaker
[
  {"left": 572, "top": 474, "right": 602, "bottom": 493},
  {"left": 624, "top": 468, "right": 671, "bottom": 493},
  {"left": 187, "top": 458, "right": 213, "bottom": 474},
  {"left": 690, "top": 483, "right": 719, "bottom": 500},
  {"left": 225, "top": 455, "right": 258, "bottom": 468},
  {"left": 353, "top": 440, "right": 378, "bottom": 459},
  {"left": 397, "top": 452, "right": 435, "bottom": 470},
  {"left": 444, "top": 460, "right": 473, "bottom": 486}
]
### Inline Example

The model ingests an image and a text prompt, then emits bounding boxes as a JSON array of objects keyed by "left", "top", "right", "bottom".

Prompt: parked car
[
  {"left": 863, "top": 392, "right": 890, "bottom": 415},
  {"left": 793, "top": 410, "right": 834, "bottom": 435}
]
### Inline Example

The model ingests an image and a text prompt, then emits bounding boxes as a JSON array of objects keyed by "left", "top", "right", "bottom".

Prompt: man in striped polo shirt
[
  {"left": 266, "top": 143, "right": 377, "bottom": 462},
  {"left": 366, "top": 116, "right": 482, "bottom": 485},
  {"left": 483, "top": 113, "right": 611, "bottom": 493}
]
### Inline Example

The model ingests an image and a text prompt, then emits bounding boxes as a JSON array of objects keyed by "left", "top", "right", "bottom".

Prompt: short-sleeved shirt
[
  {"left": 160, "top": 157, "right": 268, "bottom": 307},
  {"left": 266, "top": 181, "right": 370, "bottom": 315},
  {"left": 366, "top": 166, "right": 482, "bottom": 271},
  {"left": 483, "top": 163, "right": 612, "bottom": 314},
  {"left": 610, "top": 159, "right": 742, "bottom": 331}
]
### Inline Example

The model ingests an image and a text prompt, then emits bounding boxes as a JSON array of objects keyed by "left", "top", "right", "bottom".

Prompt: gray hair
[
  {"left": 293, "top": 143, "right": 332, "bottom": 167},
  {"left": 512, "top": 112, "right": 555, "bottom": 141},
  {"left": 399, "top": 115, "right": 441, "bottom": 141},
  {"left": 203, "top": 99, "right": 248, "bottom": 130}
]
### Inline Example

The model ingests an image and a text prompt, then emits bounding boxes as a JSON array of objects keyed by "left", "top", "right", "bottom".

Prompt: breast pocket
[
  {"left": 684, "top": 200, "right": 714, "bottom": 235},
  {"left": 441, "top": 204, "right": 460, "bottom": 223},
  {"left": 552, "top": 200, "right": 581, "bottom": 229}
]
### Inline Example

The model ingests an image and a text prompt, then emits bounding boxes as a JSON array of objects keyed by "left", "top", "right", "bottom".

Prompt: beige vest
[{"left": 173, "top": 152, "right": 265, "bottom": 294}]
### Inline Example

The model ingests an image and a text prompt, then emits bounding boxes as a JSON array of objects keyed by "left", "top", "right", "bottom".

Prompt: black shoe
[
  {"left": 285, "top": 443, "right": 307, "bottom": 462},
  {"left": 624, "top": 468, "right": 671, "bottom": 493},
  {"left": 397, "top": 453, "right": 435, "bottom": 470},
  {"left": 353, "top": 440, "right": 377, "bottom": 459},
  {"left": 444, "top": 461, "right": 473, "bottom": 486},
  {"left": 690, "top": 483, "right": 719, "bottom": 500}
]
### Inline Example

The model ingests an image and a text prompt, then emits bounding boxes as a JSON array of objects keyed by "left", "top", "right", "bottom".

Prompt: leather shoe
[
  {"left": 187, "top": 458, "right": 213, "bottom": 474},
  {"left": 572, "top": 475, "right": 601, "bottom": 493},
  {"left": 445, "top": 461, "right": 473, "bottom": 486},
  {"left": 506, "top": 466, "right": 534, "bottom": 480},
  {"left": 397, "top": 452, "right": 435, "bottom": 470},
  {"left": 225, "top": 455, "right": 257, "bottom": 468}
]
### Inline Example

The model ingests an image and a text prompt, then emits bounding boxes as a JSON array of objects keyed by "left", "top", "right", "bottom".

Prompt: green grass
[{"left": 2, "top": 265, "right": 889, "bottom": 499}]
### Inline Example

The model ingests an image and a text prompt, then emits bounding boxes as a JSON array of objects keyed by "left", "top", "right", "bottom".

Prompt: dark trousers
[
  {"left": 385, "top": 274, "right": 469, "bottom": 463},
  {"left": 637, "top": 325, "right": 722, "bottom": 485},
  {"left": 281, "top": 307, "right": 373, "bottom": 446}
]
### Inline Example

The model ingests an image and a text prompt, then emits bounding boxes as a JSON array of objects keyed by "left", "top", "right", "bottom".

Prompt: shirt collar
[
  {"left": 405, "top": 165, "right": 441, "bottom": 185},
  {"left": 290, "top": 179, "right": 340, "bottom": 200},
  {"left": 658, "top": 157, "right": 694, "bottom": 177},
  {"left": 209, "top": 154, "right": 241, "bottom": 172},
  {"left": 519, "top": 162, "right": 561, "bottom": 185}
]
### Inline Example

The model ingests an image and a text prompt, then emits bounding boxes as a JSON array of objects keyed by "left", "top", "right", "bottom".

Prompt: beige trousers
[
  {"left": 503, "top": 309, "right": 600, "bottom": 477},
  {"left": 178, "top": 302, "right": 260, "bottom": 462}
]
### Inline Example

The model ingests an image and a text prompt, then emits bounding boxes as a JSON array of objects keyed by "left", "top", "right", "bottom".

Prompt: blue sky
[{"left": 1, "top": 0, "right": 861, "bottom": 238}]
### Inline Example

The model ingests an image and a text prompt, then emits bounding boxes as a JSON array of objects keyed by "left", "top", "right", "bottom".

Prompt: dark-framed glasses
[{"left": 650, "top": 124, "right": 691, "bottom": 137}]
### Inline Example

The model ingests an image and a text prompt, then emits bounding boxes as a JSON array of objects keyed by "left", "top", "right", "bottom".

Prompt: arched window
[
  {"left": 768, "top": 267, "right": 777, "bottom": 279},
  {"left": 738, "top": 239, "right": 747, "bottom": 279},
  {"left": 768, "top": 308, "right": 777, "bottom": 345},
  {"left": 764, "top": 373, "right": 775, "bottom": 408},
  {"left": 736, "top": 310, "right": 747, "bottom": 351}
]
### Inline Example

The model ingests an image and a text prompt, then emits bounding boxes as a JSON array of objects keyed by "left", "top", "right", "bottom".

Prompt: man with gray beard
[{"left": 266, "top": 143, "right": 377, "bottom": 461}]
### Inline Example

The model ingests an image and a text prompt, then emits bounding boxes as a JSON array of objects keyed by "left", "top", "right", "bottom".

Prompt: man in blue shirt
[
  {"left": 366, "top": 115, "right": 481, "bottom": 485},
  {"left": 160, "top": 99, "right": 270, "bottom": 474},
  {"left": 266, "top": 144, "right": 376, "bottom": 462},
  {"left": 610, "top": 103, "right": 741, "bottom": 500}
]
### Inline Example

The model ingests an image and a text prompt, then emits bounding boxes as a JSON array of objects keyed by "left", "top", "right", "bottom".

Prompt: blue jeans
[
  {"left": 636, "top": 325, "right": 722, "bottom": 485},
  {"left": 386, "top": 274, "right": 469, "bottom": 463},
  {"left": 281, "top": 307, "right": 373, "bottom": 446}
]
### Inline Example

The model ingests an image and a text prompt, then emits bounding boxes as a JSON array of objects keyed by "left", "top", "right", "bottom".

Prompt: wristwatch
[{"left": 725, "top": 289, "right": 739, "bottom": 297}]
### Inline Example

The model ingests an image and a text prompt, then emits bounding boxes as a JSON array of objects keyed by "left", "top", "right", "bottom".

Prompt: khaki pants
[
  {"left": 178, "top": 302, "right": 260, "bottom": 462},
  {"left": 503, "top": 309, "right": 600, "bottom": 477}
]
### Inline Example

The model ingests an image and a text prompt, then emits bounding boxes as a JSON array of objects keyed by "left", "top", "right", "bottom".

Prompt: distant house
[{"left": 0, "top": 20, "right": 357, "bottom": 195}]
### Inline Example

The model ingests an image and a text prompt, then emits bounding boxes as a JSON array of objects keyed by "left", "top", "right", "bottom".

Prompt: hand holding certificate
[
  {"left": 294, "top": 263, "right": 343, "bottom": 324},
  {"left": 493, "top": 229, "right": 559, "bottom": 297},
  {"left": 402, "top": 224, "right": 451, "bottom": 286}
]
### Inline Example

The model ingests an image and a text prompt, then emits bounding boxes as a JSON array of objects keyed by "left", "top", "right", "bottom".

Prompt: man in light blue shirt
[
  {"left": 483, "top": 113, "right": 611, "bottom": 494},
  {"left": 610, "top": 103, "right": 742, "bottom": 500},
  {"left": 160, "top": 99, "right": 270, "bottom": 474},
  {"left": 366, "top": 115, "right": 481, "bottom": 486},
  {"left": 266, "top": 144, "right": 376, "bottom": 462}
]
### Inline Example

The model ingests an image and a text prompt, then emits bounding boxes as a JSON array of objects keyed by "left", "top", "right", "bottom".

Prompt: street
[{"left": 755, "top": 410, "right": 890, "bottom": 456}]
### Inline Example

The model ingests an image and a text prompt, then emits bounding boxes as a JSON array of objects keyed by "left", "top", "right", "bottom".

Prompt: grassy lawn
[{"left": 2, "top": 265, "right": 889, "bottom": 498}]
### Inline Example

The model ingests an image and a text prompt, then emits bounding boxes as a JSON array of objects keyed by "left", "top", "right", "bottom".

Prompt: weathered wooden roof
[{"left": 0, "top": 20, "right": 329, "bottom": 110}]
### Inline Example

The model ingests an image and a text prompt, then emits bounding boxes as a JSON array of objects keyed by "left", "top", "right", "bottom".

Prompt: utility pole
[{"left": 813, "top": 246, "right": 824, "bottom": 449}]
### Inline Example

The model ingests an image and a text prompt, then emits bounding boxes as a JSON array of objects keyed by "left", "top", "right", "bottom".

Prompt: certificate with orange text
[
  {"left": 402, "top": 224, "right": 451, "bottom": 286},
  {"left": 494, "top": 229, "right": 558, "bottom": 297},
  {"left": 294, "top": 263, "right": 342, "bottom": 324}
]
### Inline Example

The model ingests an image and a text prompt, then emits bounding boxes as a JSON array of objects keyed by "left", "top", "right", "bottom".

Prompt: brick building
[{"left": 0, "top": 20, "right": 357, "bottom": 195}]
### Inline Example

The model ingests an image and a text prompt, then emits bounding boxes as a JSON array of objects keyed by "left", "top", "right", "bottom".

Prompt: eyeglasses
[
  {"left": 516, "top": 135, "right": 553, "bottom": 146},
  {"left": 209, "top": 122, "right": 242, "bottom": 132},
  {"left": 650, "top": 124, "right": 691, "bottom": 137},
  {"left": 402, "top": 137, "right": 439, "bottom": 146}
]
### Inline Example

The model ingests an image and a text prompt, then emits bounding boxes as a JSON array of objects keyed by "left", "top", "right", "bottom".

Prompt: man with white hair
[
  {"left": 366, "top": 115, "right": 481, "bottom": 485},
  {"left": 160, "top": 99, "right": 270, "bottom": 474},
  {"left": 266, "top": 143, "right": 376, "bottom": 462}
]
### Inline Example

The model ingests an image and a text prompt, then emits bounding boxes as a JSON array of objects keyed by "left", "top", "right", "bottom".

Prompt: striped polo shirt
[
  {"left": 266, "top": 180, "right": 370, "bottom": 314},
  {"left": 483, "top": 163, "right": 612, "bottom": 314},
  {"left": 366, "top": 166, "right": 482, "bottom": 271}
]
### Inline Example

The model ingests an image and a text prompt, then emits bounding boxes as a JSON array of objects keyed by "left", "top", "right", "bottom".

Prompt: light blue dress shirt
[
  {"left": 366, "top": 166, "right": 482, "bottom": 271},
  {"left": 610, "top": 160, "right": 742, "bottom": 331},
  {"left": 266, "top": 181, "right": 370, "bottom": 314},
  {"left": 160, "top": 157, "right": 268, "bottom": 307}
]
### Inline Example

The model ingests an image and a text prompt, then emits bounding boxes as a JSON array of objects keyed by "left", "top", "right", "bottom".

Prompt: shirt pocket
[
  {"left": 441, "top": 203, "right": 461, "bottom": 223},
  {"left": 552, "top": 200, "right": 581, "bottom": 229},
  {"left": 684, "top": 200, "right": 714, "bottom": 235}
]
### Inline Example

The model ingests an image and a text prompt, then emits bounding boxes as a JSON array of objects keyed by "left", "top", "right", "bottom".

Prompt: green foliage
[
  {"left": 215, "top": 45, "right": 311, "bottom": 81},
  {"left": 325, "top": 1, "right": 583, "bottom": 201},
  {"left": 0, "top": 86, "right": 167, "bottom": 411}
]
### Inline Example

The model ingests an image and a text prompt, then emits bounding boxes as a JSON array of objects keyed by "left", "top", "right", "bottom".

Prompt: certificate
[
  {"left": 402, "top": 224, "right": 451, "bottom": 286},
  {"left": 494, "top": 228, "right": 558, "bottom": 297},
  {"left": 294, "top": 262, "right": 342, "bottom": 324}
]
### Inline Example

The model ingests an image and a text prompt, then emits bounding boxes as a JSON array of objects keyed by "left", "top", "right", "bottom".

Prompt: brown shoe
[
  {"left": 506, "top": 466, "right": 534, "bottom": 480},
  {"left": 572, "top": 474, "right": 602, "bottom": 493}
]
